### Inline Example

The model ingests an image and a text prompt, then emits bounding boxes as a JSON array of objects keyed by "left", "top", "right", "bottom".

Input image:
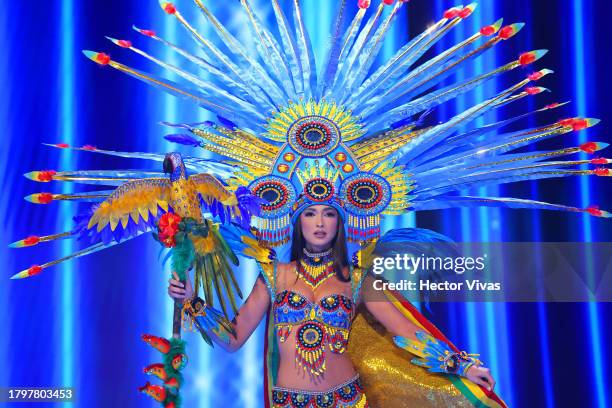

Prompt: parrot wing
[
  {"left": 10, "top": 178, "right": 173, "bottom": 279},
  {"left": 83, "top": 178, "right": 172, "bottom": 242},
  {"left": 189, "top": 173, "right": 263, "bottom": 228}
]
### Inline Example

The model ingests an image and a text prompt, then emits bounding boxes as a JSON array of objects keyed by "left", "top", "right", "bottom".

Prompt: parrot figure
[{"left": 10, "top": 147, "right": 262, "bottom": 320}]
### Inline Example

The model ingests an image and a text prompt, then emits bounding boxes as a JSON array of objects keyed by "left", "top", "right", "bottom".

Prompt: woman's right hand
[{"left": 168, "top": 271, "right": 194, "bottom": 302}]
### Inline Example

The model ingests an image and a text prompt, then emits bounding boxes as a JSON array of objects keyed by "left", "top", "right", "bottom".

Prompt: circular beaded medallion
[
  {"left": 297, "top": 322, "right": 325, "bottom": 349},
  {"left": 303, "top": 177, "right": 335, "bottom": 202},
  {"left": 287, "top": 116, "right": 340, "bottom": 157},
  {"left": 339, "top": 172, "right": 391, "bottom": 216},
  {"left": 248, "top": 175, "right": 296, "bottom": 218}
]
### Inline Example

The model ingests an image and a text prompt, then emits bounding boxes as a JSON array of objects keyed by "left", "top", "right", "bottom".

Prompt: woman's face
[{"left": 299, "top": 205, "right": 339, "bottom": 251}]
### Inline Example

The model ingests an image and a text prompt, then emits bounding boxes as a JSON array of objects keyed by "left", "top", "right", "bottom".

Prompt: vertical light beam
[
  {"left": 571, "top": 1, "right": 607, "bottom": 407},
  {"left": 59, "top": 0, "right": 75, "bottom": 402}
]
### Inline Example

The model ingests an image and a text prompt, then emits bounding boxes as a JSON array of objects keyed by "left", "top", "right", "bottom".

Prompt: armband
[
  {"left": 393, "top": 331, "right": 481, "bottom": 377},
  {"left": 182, "top": 297, "right": 236, "bottom": 347}
]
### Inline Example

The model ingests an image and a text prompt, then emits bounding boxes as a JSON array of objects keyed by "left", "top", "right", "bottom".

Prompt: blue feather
[{"left": 164, "top": 133, "right": 202, "bottom": 147}]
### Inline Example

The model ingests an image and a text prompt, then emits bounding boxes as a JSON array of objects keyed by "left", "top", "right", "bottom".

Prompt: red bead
[
  {"left": 383, "top": 0, "right": 394, "bottom": 5},
  {"left": 545, "top": 103, "right": 560, "bottom": 109},
  {"left": 56, "top": 143, "right": 70, "bottom": 148},
  {"left": 594, "top": 168, "right": 609, "bottom": 176},
  {"left": 141, "top": 29, "right": 156, "bottom": 37},
  {"left": 358, "top": 0, "right": 371, "bottom": 8},
  {"left": 591, "top": 158, "right": 608, "bottom": 164},
  {"left": 82, "top": 145, "right": 97, "bottom": 150}
]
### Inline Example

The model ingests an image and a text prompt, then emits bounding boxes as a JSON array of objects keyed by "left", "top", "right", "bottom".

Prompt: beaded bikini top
[{"left": 273, "top": 289, "right": 354, "bottom": 377}]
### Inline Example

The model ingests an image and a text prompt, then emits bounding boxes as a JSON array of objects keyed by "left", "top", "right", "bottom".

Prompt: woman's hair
[{"left": 290, "top": 209, "right": 350, "bottom": 282}]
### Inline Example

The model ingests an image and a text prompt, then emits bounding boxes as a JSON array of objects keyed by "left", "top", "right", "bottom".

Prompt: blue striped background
[{"left": 1, "top": 1, "right": 610, "bottom": 407}]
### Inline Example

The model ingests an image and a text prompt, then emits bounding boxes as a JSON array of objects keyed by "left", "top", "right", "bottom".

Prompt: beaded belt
[{"left": 272, "top": 374, "right": 368, "bottom": 408}]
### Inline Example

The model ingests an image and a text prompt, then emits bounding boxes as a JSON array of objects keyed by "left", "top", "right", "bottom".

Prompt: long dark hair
[{"left": 290, "top": 209, "right": 350, "bottom": 282}]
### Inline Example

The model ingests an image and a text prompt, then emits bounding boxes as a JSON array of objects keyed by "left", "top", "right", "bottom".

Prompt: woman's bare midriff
[{"left": 273, "top": 262, "right": 358, "bottom": 391}]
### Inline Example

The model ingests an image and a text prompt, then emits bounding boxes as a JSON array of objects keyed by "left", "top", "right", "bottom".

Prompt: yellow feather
[
  {"left": 87, "top": 213, "right": 99, "bottom": 230},
  {"left": 157, "top": 199, "right": 169, "bottom": 212},
  {"left": 148, "top": 201, "right": 159, "bottom": 218},
  {"left": 120, "top": 215, "right": 130, "bottom": 229},
  {"left": 109, "top": 214, "right": 120, "bottom": 231},
  {"left": 138, "top": 207, "right": 150, "bottom": 222},
  {"left": 96, "top": 218, "right": 110, "bottom": 233}
]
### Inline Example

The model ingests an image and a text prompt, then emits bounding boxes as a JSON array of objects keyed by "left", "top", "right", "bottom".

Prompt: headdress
[{"left": 80, "top": 0, "right": 608, "bottom": 250}]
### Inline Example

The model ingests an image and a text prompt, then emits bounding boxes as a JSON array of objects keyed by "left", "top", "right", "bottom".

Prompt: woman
[{"left": 168, "top": 204, "right": 495, "bottom": 407}]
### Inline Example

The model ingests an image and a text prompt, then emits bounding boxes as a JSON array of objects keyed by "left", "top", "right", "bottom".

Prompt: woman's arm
[
  {"left": 168, "top": 271, "right": 271, "bottom": 353},
  {"left": 360, "top": 274, "right": 496, "bottom": 391},
  {"left": 360, "top": 274, "right": 421, "bottom": 340}
]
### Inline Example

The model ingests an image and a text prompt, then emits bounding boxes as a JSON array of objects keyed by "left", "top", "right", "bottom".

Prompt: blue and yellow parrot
[{"left": 10, "top": 147, "right": 261, "bottom": 320}]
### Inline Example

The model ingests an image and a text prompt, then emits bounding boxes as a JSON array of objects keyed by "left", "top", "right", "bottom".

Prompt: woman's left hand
[{"left": 465, "top": 365, "right": 495, "bottom": 391}]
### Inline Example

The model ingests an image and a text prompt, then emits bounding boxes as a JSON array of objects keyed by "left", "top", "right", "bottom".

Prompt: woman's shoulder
[
  {"left": 275, "top": 261, "right": 297, "bottom": 286},
  {"left": 275, "top": 261, "right": 296, "bottom": 273}
]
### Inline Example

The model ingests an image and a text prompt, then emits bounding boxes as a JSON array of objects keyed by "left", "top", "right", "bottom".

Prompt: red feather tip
[
  {"left": 581, "top": 142, "right": 598, "bottom": 154},
  {"left": 117, "top": 40, "right": 132, "bottom": 48},
  {"left": 163, "top": 3, "right": 176, "bottom": 14},
  {"left": 24, "top": 236, "right": 40, "bottom": 246},
  {"left": 480, "top": 25, "right": 496, "bottom": 36},
  {"left": 458, "top": 6, "right": 474, "bottom": 19},
  {"left": 37, "top": 193, "right": 54, "bottom": 204},
  {"left": 37, "top": 170, "right": 56, "bottom": 181},
  {"left": 528, "top": 71, "right": 545, "bottom": 81},
  {"left": 27, "top": 265, "right": 42, "bottom": 277},
  {"left": 557, "top": 118, "right": 577, "bottom": 127},
  {"left": 95, "top": 53, "right": 111, "bottom": 65},
  {"left": 358, "top": 0, "right": 371, "bottom": 8},
  {"left": 498, "top": 25, "right": 515, "bottom": 39},
  {"left": 571, "top": 118, "right": 589, "bottom": 131},
  {"left": 443, "top": 7, "right": 461, "bottom": 19},
  {"left": 545, "top": 102, "right": 560, "bottom": 109},
  {"left": 383, "top": 0, "right": 395, "bottom": 5},
  {"left": 525, "top": 87, "right": 546, "bottom": 95},
  {"left": 519, "top": 52, "right": 537, "bottom": 65},
  {"left": 141, "top": 29, "right": 156, "bottom": 37},
  {"left": 585, "top": 206, "right": 603, "bottom": 217},
  {"left": 55, "top": 143, "right": 70, "bottom": 148},
  {"left": 594, "top": 168, "right": 610, "bottom": 176},
  {"left": 81, "top": 145, "right": 97, "bottom": 150},
  {"left": 591, "top": 158, "right": 608, "bottom": 164}
]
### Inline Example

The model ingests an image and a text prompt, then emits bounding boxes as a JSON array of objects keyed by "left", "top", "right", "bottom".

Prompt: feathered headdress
[{"left": 77, "top": 0, "right": 609, "bottom": 248}]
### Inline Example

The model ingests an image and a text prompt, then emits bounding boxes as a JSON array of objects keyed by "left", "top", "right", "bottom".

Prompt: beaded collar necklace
[{"left": 298, "top": 247, "right": 334, "bottom": 290}]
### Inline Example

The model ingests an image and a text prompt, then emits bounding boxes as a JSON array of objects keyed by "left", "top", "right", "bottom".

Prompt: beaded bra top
[{"left": 273, "top": 289, "right": 354, "bottom": 377}]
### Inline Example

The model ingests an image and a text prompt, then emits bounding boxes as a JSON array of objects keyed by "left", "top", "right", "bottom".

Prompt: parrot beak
[{"left": 163, "top": 155, "right": 174, "bottom": 174}]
